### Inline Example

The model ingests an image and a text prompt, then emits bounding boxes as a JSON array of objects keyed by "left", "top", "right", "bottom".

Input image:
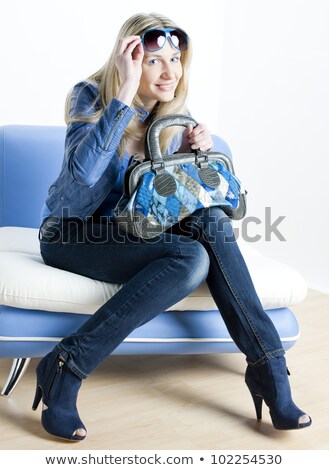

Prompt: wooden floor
[{"left": 0, "top": 289, "right": 328, "bottom": 450}]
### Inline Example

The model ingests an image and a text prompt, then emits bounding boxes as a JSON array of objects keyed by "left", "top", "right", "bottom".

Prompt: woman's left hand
[{"left": 177, "top": 123, "right": 213, "bottom": 153}]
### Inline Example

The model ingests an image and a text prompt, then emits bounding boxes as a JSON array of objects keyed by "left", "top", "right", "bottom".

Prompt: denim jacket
[{"left": 41, "top": 80, "right": 232, "bottom": 222}]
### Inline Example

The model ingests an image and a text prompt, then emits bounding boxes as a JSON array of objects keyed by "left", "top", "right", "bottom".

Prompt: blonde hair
[{"left": 65, "top": 12, "right": 192, "bottom": 156}]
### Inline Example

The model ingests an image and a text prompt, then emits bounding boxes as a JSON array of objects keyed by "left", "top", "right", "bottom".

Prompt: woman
[{"left": 35, "top": 12, "right": 311, "bottom": 441}]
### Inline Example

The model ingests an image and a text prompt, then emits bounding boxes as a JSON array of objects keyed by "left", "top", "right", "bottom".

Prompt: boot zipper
[
  {"left": 57, "top": 360, "right": 64, "bottom": 373},
  {"left": 47, "top": 359, "right": 64, "bottom": 398}
]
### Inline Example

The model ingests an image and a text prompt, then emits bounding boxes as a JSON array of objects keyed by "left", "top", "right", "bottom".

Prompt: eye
[
  {"left": 148, "top": 58, "right": 159, "bottom": 65},
  {"left": 171, "top": 56, "right": 181, "bottom": 63}
]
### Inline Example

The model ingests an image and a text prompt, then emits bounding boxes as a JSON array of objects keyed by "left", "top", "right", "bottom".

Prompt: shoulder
[
  {"left": 68, "top": 79, "right": 101, "bottom": 117},
  {"left": 211, "top": 134, "right": 233, "bottom": 159},
  {"left": 71, "top": 79, "right": 99, "bottom": 96}
]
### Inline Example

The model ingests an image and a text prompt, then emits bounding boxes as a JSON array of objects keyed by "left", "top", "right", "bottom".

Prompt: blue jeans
[{"left": 39, "top": 207, "right": 284, "bottom": 380}]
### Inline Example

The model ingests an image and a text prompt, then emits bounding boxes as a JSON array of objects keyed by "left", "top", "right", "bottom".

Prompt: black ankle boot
[
  {"left": 32, "top": 351, "right": 87, "bottom": 440},
  {"left": 245, "top": 356, "right": 311, "bottom": 430}
]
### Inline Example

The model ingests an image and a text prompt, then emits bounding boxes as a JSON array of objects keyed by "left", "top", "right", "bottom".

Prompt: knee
[
  {"left": 177, "top": 239, "right": 210, "bottom": 291},
  {"left": 196, "top": 206, "right": 230, "bottom": 223},
  {"left": 190, "top": 206, "right": 235, "bottom": 240}
]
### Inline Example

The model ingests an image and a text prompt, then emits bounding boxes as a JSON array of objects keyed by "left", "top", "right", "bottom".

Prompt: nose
[{"left": 161, "top": 62, "right": 175, "bottom": 79}]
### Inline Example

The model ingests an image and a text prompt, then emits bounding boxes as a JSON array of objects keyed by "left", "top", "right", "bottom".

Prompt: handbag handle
[{"left": 145, "top": 114, "right": 198, "bottom": 164}]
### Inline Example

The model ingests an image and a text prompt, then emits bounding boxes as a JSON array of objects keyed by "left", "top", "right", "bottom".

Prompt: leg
[
  {"left": 40, "top": 219, "right": 210, "bottom": 378},
  {"left": 175, "top": 207, "right": 283, "bottom": 365},
  {"left": 174, "top": 207, "right": 311, "bottom": 429},
  {"left": 34, "top": 217, "right": 210, "bottom": 440}
]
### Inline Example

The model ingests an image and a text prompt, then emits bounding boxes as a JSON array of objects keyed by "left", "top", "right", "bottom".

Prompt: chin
[
  {"left": 161, "top": 96, "right": 175, "bottom": 103},
  {"left": 156, "top": 92, "right": 176, "bottom": 103}
]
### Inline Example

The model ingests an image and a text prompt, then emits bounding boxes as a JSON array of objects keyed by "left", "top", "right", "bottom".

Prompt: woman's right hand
[{"left": 114, "top": 36, "right": 144, "bottom": 106}]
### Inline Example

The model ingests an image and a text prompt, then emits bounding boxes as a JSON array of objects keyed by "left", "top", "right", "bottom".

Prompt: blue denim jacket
[{"left": 41, "top": 80, "right": 232, "bottom": 222}]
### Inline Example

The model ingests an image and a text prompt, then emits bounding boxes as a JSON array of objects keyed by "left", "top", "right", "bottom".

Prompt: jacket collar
[{"left": 134, "top": 107, "right": 149, "bottom": 122}]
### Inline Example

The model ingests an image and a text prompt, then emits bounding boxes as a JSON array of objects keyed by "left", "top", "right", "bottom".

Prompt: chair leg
[{"left": 1, "top": 358, "right": 31, "bottom": 396}]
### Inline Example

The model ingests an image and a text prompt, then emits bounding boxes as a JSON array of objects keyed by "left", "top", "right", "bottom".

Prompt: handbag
[{"left": 113, "top": 114, "right": 247, "bottom": 239}]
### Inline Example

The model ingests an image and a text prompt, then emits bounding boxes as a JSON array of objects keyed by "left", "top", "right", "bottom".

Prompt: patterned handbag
[{"left": 113, "top": 114, "right": 247, "bottom": 239}]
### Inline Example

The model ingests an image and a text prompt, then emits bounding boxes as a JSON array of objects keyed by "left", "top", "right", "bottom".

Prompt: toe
[
  {"left": 298, "top": 414, "right": 311, "bottom": 426},
  {"left": 73, "top": 428, "right": 87, "bottom": 438}
]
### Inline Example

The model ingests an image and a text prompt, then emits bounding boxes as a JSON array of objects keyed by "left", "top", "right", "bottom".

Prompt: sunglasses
[{"left": 141, "top": 28, "right": 188, "bottom": 52}]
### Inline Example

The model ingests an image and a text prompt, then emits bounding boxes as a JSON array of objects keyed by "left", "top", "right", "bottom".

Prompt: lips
[{"left": 155, "top": 82, "right": 175, "bottom": 91}]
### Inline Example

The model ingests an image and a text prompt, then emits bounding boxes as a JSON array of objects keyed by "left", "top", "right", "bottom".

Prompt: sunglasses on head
[{"left": 141, "top": 28, "right": 188, "bottom": 52}]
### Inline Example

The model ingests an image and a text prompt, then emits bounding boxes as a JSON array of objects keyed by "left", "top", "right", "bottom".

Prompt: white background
[{"left": 1, "top": 0, "right": 328, "bottom": 294}]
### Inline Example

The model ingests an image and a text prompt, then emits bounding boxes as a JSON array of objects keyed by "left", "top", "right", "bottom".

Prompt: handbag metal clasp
[
  {"left": 194, "top": 149, "right": 209, "bottom": 169},
  {"left": 151, "top": 161, "right": 166, "bottom": 173}
]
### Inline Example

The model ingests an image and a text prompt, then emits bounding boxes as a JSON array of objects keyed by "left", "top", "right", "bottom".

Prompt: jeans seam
[
  {"left": 67, "top": 360, "right": 87, "bottom": 380},
  {"left": 54, "top": 345, "right": 88, "bottom": 379},
  {"left": 249, "top": 348, "right": 285, "bottom": 366}
]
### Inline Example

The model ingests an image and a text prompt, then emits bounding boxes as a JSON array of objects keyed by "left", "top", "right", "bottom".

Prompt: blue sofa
[{"left": 0, "top": 125, "right": 307, "bottom": 395}]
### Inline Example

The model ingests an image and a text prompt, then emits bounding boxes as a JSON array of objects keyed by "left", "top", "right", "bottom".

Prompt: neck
[{"left": 139, "top": 96, "right": 158, "bottom": 113}]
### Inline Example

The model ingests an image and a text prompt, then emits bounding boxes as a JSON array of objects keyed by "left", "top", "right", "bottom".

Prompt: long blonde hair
[{"left": 65, "top": 12, "right": 192, "bottom": 156}]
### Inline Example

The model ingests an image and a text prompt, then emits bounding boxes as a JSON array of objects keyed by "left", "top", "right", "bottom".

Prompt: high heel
[
  {"left": 32, "top": 351, "right": 87, "bottom": 441},
  {"left": 250, "top": 390, "right": 263, "bottom": 420},
  {"left": 245, "top": 356, "right": 312, "bottom": 430},
  {"left": 32, "top": 385, "right": 43, "bottom": 410}
]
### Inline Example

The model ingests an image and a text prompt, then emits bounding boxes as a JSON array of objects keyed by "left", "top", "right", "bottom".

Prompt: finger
[
  {"left": 183, "top": 123, "right": 193, "bottom": 138},
  {"left": 117, "top": 36, "right": 141, "bottom": 55},
  {"left": 132, "top": 42, "right": 144, "bottom": 62},
  {"left": 123, "top": 37, "right": 142, "bottom": 56},
  {"left": 189, "top": 130, "right": 210, "bottom": 145},
  {"left": 191, "top": 137, "right": 213, "bottom": 150},
  {"left": 189, "top": 133, "right": 206, "bottom": 144},
  {"left": 201, "top": 142, "right": 213, "bottom": 151},
  {"left": 189, "top": 123, "right": 207, "bottom": 137},
  {"left": 191, "top": 144, "right": 212, "bottom": 151}
]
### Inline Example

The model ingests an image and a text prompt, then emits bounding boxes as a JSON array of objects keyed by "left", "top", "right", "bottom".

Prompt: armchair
[{"left": 0, "top": 125, "right": 307, "bottom": 395}]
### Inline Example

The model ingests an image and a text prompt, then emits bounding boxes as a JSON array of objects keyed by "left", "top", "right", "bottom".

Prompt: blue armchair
[{"left": 0, "top": 125, "right": 307, "bottom": 395}]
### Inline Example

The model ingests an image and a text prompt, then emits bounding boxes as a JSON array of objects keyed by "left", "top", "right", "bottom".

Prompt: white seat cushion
[{"left": 0, "top": 226, "right": 307, "bottom": 314}]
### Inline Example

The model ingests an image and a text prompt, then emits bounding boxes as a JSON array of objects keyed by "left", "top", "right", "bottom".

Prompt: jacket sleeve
[{"left": 65, "top": 81, "right": 135, "bottom": 187}]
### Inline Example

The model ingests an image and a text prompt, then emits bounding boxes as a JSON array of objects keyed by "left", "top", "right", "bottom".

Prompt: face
[{"left": 138, "top": 41, "right": 183, "bottom": 111}]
